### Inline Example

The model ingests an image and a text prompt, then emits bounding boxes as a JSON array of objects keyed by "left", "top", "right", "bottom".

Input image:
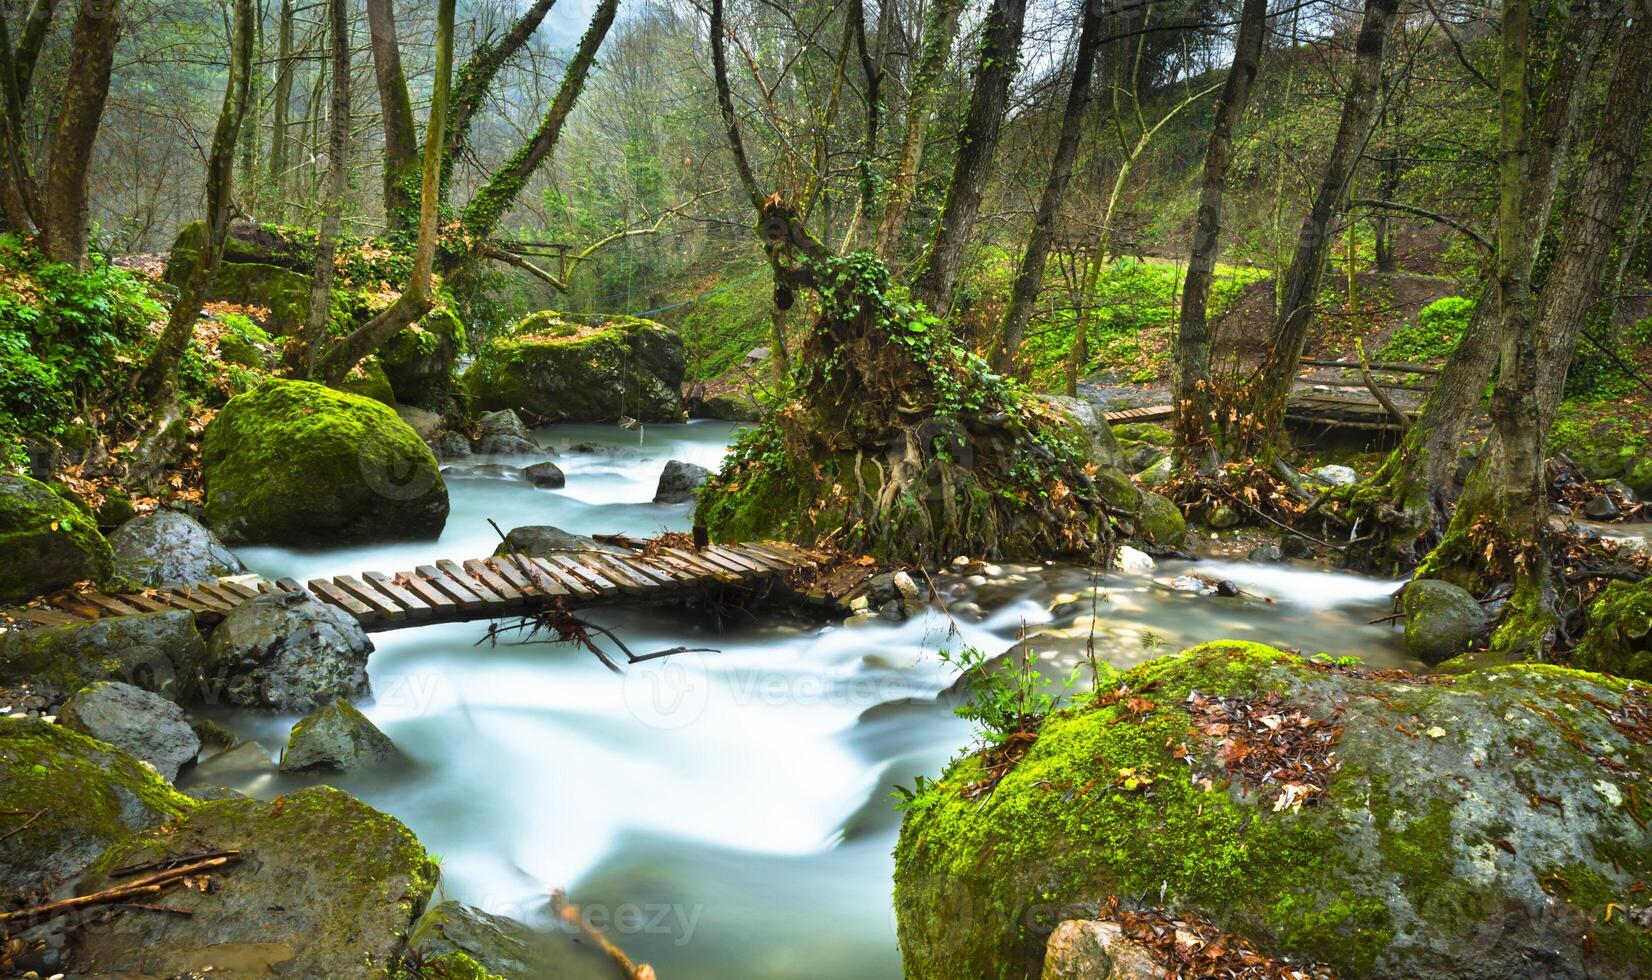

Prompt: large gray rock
[
  {"left": 407, "top": 901, "right": 618, "bottom": 980},
  {"left": 57, "top": 785, "right": 438, "bottom": 978},
  {"left": 493, "top": 524, "right": 627, "bottom": 558},
  {"left": 204, "top": 591, "right": 373, "bottom": 710},
  {"left": 1400, "top": 579, "right": 1489, "bottom": 666},
  {"left": 1041, "top": 395, "right": 1127, "bottom": 471},
  {"left": 474, "top": 408, "right": 541, "bottom": 455},
  {"left": 463, "top": 313, "right": 686, "bottom": 423},
  {"left": 0, "top": 718, "right": 190, "bottom": 902},
  {"left": 109, "top": 509, "right": 246, "bottom": 588},
  {"left": 0, "top": 610, "right": 206, "bottom": 703},
  {"left": 279, "top": 699, "right": 400, "bottom": 772},
  {"left": 1042, "top": 920, "right": 1161, "bottom": 979},
  {"left": 59, "top": 681, "right": 201, "bottom": 782},
  {"left": 654, "top": 459, "right": 710, "bottom": 504},
  {"left": 524, "top": 460, "right": 566, "bottom": 488}
]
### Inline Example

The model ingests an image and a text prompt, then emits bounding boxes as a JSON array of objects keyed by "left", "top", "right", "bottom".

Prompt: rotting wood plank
[
  {"left": 196, "top": 583, "right": 247, "bottom": 609},
  {"left": 335, "top": 576, "right": 406, "bottom": 623},
  {"left": 392, "top": 571, "right": 456, "bottom": 612},
  {"left": 417, "top": 565, "right": 486, "bottom": 606},
  {"left": 530, "top": 558, "right": 596, "bottom": 597},
  {"left": 607, "top": 555, "right": 675, "bottom": 589},
  {"left": 650, "top": 550, "right": 720, "bottom": 583},
  {"left": 218, "top": 582, "right": 262, "bottom": 602},
  {"left": 364, "top": 571, "right": 433, "bottom": 620},
  {"left": 176, "top": 586, "right": 234, "bottom": 614},
  {"left": 151, "top": 591, "right": 211, "bottom": 614},
  {"left": 507, "top": 555, "right": 569, "bottom": 596},
  {"left": 6, "top": 607, "right": 90, "bottom": 627},
  {"left": 704, "top": 545, "right": 771, "bottom": 575},
  {"left": 464, "top": 560, "right": 524, "bottom": 606},
  {"left": 117, "top": 593, "right": 176, "bottom": 614},
  {"left": 627, "top": 554, "right": 691, "bottom": 585},
  {"left": 669, "top": 547, "right": 750, "bottom": 580},
  {"left": 275, "top": 577, "right": 303, "bottom": 592},
  {"left": 81, "top": 594, "right": 144, "bottom": 618},
  {"left": 439, "top": 560, "right": 506, "bottom": 606},
  {"left": 586, "top": 554, "right": 650, "bottom": 593},
  {"left": 487, "top": 557, "right": 537, "bottom": 594},
  {"left": 546, "top": 555, "right": 619, "bottom": 596},
  {"left": 307, "top": 578, "right": 377, "bottom": 623}
]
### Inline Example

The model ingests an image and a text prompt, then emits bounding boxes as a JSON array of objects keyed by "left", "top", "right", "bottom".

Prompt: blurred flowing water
[{"left": 187, "top": 420, "right": 1414, "bottom": 978}]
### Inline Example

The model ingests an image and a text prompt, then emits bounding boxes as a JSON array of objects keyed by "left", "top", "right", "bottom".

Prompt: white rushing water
[{"left": 188, "top": 420, "right": 1414, "bottom": 978}]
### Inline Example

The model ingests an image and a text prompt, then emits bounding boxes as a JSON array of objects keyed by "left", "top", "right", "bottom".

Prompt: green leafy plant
[
  {"left": 937, "top": 644, "right": 1079, "bottom": 747},
  {"left": 1379, "top": 295, "right": 1474, "bottom": 361}
]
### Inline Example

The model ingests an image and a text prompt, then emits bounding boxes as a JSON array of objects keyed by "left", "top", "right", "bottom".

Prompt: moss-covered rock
[
  {"left": 0, "top": 610, "right": 207, "bottom": 703},
  {"left": 165, "top": 220, "right": 315, "bottom": 335},
  {"left": 1573, "top": 580, "right": 1652, "bottom": 681},
  {"left": 1400, "top": 578, "right": 1489, "bottom": 667},
  {"left": 463, "top": 312, "right": 685, "bottom": 423},
  {"left": 382, "top": 305, "right": 466, "bottom": 411},
  {"left": 0, "top": 471, "right": 114, "bottom": 603},
  {"left": 1111, "top": 422, "right": 1173, "bottom": 446},
  {"left": 407, "top": 901, "right": 618, "bottom": 980},
  {"left": 1135, "top": 490, "right": 1186, "bottom": 548},
  {"left": 894, "top": 642, "right": 1652, "bottom": 979},
  {"left": 700, "top": 392, "right": 763, "bottom": 422},
  {"left": 1040, "top": 395, "right": 1127, "bottom": 471},
  {"left": 0, "top": 717, "right": 192, "bottom": 901},
  {"left": 279, "top": 698, "right": 399, "bottom": 772},
  {"left": 333, "top": 354, "right": 398, "bottom": 406},
  {"left": 202, "top": 379, "right": 448, "bottom": 545},
  {"left": 60, "top": 785, "right": 439, "bottom": 977}
]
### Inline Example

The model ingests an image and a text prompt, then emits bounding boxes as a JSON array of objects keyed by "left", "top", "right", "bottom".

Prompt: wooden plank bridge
[
  {"left": 2, "top": 540, "right": 823, "bottom": 634},
  {"left": 1104, "top": 393, "right": 1422, "bottom": 432}
]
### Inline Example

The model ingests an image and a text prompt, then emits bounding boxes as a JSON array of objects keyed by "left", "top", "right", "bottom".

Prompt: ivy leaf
[{"left": 908, "top": 321, "right": 928, "bottom": 334}]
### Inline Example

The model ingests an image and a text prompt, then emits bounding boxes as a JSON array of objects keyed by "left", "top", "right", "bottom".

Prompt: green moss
[
  {"left": 463, "top": 313, "right": 685, "bottom": 423},
  {"left": 418, "top": 951, "right": 506, "bottom": 980},
  {"left": 334, "top": 355, "right": 398, "bottom": 406},
  {"left": 202, "top": 379, "right": 448, "bottom": 545},
  {"left": 1111, "top": 422, "right": 1173, "bottom": 446},
  {"left": 1572, "top": 580, "right": 1652, "bottom": 681},
  {"left": 0, "top": 471, "right": 115, "bottom": 603},
  {"left": 1135, "top": 490, "right": 1187, "bottom": 547}
]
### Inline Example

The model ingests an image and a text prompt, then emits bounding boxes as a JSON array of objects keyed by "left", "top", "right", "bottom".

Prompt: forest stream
[{"left": 180, "top": 420, "right": 1415, "bottom": 979}]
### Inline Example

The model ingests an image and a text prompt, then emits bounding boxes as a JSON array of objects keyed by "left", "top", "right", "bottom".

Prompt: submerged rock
[
  {"left": 279, "top": 699, "right": 399, "bottom": 772},
  {"left": 523, "top": 460, "right": 566, "bottom": 489},
  {"left": 60, "top": 785, "right": 439, "bottom": 977},
  {"left": 0, "top": 610, "right": 207, "bottom": 703},
  {"left": 109, "top": 509, "right": 246, "bottom": 588},
  {"left": 188, "top": 739, "right": 276, "bottom": 792},
  {"left": 205, "top": 591, "right": 373, "bottom": 710},
  {"left": 202, "top": 379, "right": 449, "bottom": 546},
  {"left": 407, "top": 901, "right": 618, "bottom": 980},
  {"left": 0, "top": 472, "right": 114, "bottom": 604},
  {"left": 59, "top": 681, "right": 201, "bottom": 782},
  {"left": 0, "top": 717, "right": 191, "bottom": 900},
  {"left": 894, "top": 642, "right": 1652, "bottom": 979},
  {"left": 1573, "top": 579, "right": 1652, "bottom": 681},
  {"left": 464, "top": 312, "right": 686, "bottom": 423},
  {"left": 1400, "top": 579, "right": 1488, "bottom": 666},
  {"left": 474, "top": 408, "right": 541, "bottom": 455},
  {"left": 655, "top": 460, "right": 710, "bottom": 503}
]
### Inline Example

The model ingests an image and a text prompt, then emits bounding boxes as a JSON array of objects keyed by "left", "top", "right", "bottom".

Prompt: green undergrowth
[{"left": 1379, "top": 295, "right": 1474, "bottom": 362}]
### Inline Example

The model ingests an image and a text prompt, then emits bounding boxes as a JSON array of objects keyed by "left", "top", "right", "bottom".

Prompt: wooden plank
[
  {"left": 488, "top": 557, "right": 538, "bottom": 594},
  {"left": 628, "top": 554, "right": 691, "bottom": 585},
  {"left": 364, "top": 571, "right": 433, "bottom": 621},
  {"left": 705, "top": 545, "right": 772, "bottom": 575},
  {"left": 176, "top": 586, "right": 234, "bottom": 614},
  {"left": 670, "top": 547, "right": 751, "bottom": 580},
  {"left": 119, "top": 593, "right": 177, "bottom": 614},
  {"left": 195, "top": 583, "right": 246, "bottom": 608},
  {"left": 6, "top": 607, "right": 92, "bottom": 627},
  {"left": 391, "top": 570, "right": 456, "bottom": 613},
  {"left": 153, "top": 591, "right": 212, "bottom": 614},
  {"left": 647, "top": 550, "right": 715, "bottom": 583},
  {"left": 546, "top": 555, "right": 620, "bottom": 596},
  {"left": 660, "top": 547, "right": 742, "bottom": 584},
  {"left": 608, "top": 555, "right": 675, "bottom": 589},
  {"left": 218, "top": 582, "right": 262, "bottom": 601},
  {"left": 307, "top": 578, "right": 377, "bottom": 623},
  {"left": 505, "top": 555, "right": 569, "bottom": 596},
  {"left": 586, "top": 554, "right": 650, "bottom": 593},
  {"left": 275, "top": 577, "right": 303, "bottom": 592},
  {"left": 465, "top": 559, "right": 524, "bottom": 606},
  {"left": 256, "top": 581, "right": 283, "bottom": 594},
  {"left": 529, "top": 558, "right": 596, "bottom": 597},
  {"left": 416, "top": 565, "right": 486, "bottom": 606},
  {"left": 439, "top": 560, "right": 506, "bottom": 606},
  {"left": 335, "top": 576, "right": 406, "bottom": 622},
  {"left": 744, "top": 542, "right": 810, "bottom": 568}
]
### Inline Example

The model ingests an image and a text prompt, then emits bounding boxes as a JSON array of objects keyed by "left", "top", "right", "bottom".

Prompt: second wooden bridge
[{"left": 4, "top": 539, "right": 824, "bottom": 633}]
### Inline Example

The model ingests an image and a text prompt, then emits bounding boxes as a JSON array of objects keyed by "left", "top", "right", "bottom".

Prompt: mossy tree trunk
[
  {"left": 1172, "top": 0, "right": 1267, "bottom": 460},
  {"left": 872, "top": 0, "right": 963, "bottom": 262},
  {"left": 267, "top": 0, "right": 297, "bottom": 218},
  {"left": 316, "top": 0, "right": 454, "bottom": 386},
  {"left": 1227, "top": 0, "right": 1397, "bottom": 458},
  {"left": 908, "top": 0, "right": 1028, "bottom": 315},
  {"left": 366, "top": 0, "right": 420, "bottom": 233},
  {"left": 441, "top": 0, "right": 559, "bottom": 193},
  {"left": 286, "top": 0, "right": 350, "bottom": 379},
  {"left": 35, "top": 0, "right": 121, "bottom": 269},
  {"left": 1326, "top": 4, "right": 1605, "bottom": 573},
  {"left": 994, "top": 2, "right": 1104, "bottom": 374},
  {"left": 1422, "top": 5, "right": 1652, "bottom": 658},
  {"left": 136, "top": 0, "right": 254, "bottom": 407}
]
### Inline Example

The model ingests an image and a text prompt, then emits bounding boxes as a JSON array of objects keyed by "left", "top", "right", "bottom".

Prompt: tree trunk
[
  {"left": 317, "top": 0, "right": 455, "bottom": 385},
  {"left": 135, "top": 0, "right": 254, "bottom": 406},
  {"left": 38, "top": 0, "right": 121, "bottom": 268},
  {"left": 1171, "top": 0, "right": 1266, "bottom": 456},
  {"left": 268, "top": 0, "right": 296, "bottom": 218},
  {"left": 286, "top": 0, "right": 350, "bottom": 379},
  {"left": 455, "top": 0, "right": 619, "bottom": 251},
  {"left": 908, "top": 0, "right": 1028, "bottom": 315},
  {"left": 443, "top": 0, "right": 559, "bottom": 190},
  {"left": 1230, "top": 0, "right": 1397, "bottom": 456},
  {"left": 12, "top": 0, "right": 58, "bottom": 106},
  {"left": 0, "top": 11, "right": 42, "bottom": 234},
  {"left": 872, "top": 0, "right": 964, "bottom": 262},
  {"left": 994, "top": 3, "right": 1105, "bottom": 374},
  {"left": 366, "top": 0, "right": 421, "bottom": 232}
]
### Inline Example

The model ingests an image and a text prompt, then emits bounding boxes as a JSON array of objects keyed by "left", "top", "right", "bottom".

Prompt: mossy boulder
[
  {"left": 202, "top": 379, "right": 449, "bottom": 545},
  {"left": 1111, "top": 422, "right": 1173, "bottom": 446},
  {"left": 463, "top": 312, "right": 685, "bottom": 423},
  {"left": 1400, "top": 578, "right": 1489, "bottom": 667},
  {"left": 279, "top": 698, "right": 399, "bottom": 772},
  {"left": 0, "top": 717, "right": 192, "bottom": 901},
  {"left": 894, "top": 642, "right": 1652, "bottom": 979},
  {"left": 59, "top": 785, "right": 439, "bottom": 977},
  {"left": 166, "top": 220, "right": 314, "bottom": 335},
  {"left": 333, "top": 354, "right": 397, "bottom": 406},
  {"left": 0, "top": 609, "right": 205, "bottom": 703},
  {"left": 1040, "top": 395, "right": 1127, "bottom": 471},
  {"left": 0, "top": 471, "right": 115, "bottom": 604},
  {"left": 382, "top": 305, "right": 466, "bottom": 411},
  {"left": 59, "top": 680, "right": 202, "bottom": 782},
  {"left": 1135, "top": 490, "right": 1186, "bottom": 548},
  {"left": 700, "top": 392, "right": 763, "bottom": 422},
  {"left": 1573, "top": 580, "right": 1652, "bottom": 681}
]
